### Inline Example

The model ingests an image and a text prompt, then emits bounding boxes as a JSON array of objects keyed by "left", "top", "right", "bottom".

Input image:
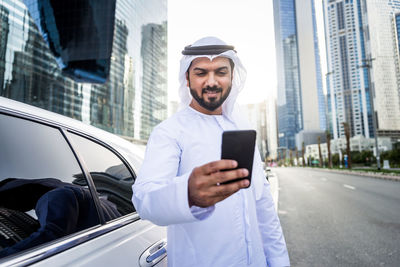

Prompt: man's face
[{"left": 186, "top": 57, "right": 233, "bottom": 114}]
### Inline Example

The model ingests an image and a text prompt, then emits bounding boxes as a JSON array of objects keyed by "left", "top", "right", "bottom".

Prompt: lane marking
[{"left": 343, "top": 184, "right": 356, "bottom": 190}]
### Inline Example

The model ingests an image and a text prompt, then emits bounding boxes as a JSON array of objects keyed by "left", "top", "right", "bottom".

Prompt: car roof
[{"left": 0, "top": 96, "right": 145, "bottom": 174}]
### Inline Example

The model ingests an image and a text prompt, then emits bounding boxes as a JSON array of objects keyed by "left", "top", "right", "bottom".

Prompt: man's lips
[
  {"left": 205, "top": 91, "right": 219, "bottom": 98},
  {"left": 203, "top": 88, "right": 222, "bottom": 98}
]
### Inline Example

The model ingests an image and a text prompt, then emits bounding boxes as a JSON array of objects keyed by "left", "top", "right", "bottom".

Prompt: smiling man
[{"left": 132, "top": 37, "right": 290, "bottom": 267}]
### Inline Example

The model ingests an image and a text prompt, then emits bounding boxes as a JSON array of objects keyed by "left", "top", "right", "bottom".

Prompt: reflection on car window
[
  {"left": 0, "top": 114, "right": 119, "bottom": 259},
  {"left": 67, "top": 132, "right": 135, "bottom": 217},
  {"left": 0, "top": 114, "right": 83, "bottom": 184}
]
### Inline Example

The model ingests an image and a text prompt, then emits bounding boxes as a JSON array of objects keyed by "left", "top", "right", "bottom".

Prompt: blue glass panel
[{"left": 23, "top": 0, "right": 116, "bottom": 83}]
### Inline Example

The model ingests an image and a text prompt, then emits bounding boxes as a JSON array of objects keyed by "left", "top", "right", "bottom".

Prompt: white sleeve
[
  {"left": 131, "top": 126, "right": 213, "bottom": 226},
  {"left": 253, "top": 156, "right": 290, "bottom": 266}
]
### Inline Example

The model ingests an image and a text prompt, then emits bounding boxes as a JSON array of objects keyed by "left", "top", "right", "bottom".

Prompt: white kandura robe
[{"left": 132, "top": 106, "right": 290, "bottom": 267}]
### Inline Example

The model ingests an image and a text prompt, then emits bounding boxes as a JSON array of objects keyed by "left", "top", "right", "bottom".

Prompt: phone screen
[{"left": 220, "top": 130, "right": 256, "bottom": 186}]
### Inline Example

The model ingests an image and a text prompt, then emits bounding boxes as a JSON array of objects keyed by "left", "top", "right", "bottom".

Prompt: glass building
[
  {"left": 273, "top": 0, "right": 326, "bottom": 150},
  {"left": 273, "top": 0, "right": 302, "bottom": 150},
  {"left": 323, "top": 0, "right": 374, "bottom": 139},
  {"left": 363, "top": 0, "right": 400, "bottom": 136},
  {"left": 311, "top": 0, "right": 327, "bottom": 131},
  {"left": 0, "top": 0, "right": 167, "bottom": 141}
]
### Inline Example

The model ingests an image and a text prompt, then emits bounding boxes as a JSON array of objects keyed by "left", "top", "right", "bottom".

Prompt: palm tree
[
  {"left": 302, "top": 142, "right": 305, "bottom": 167},
  {"left": 326, "top": 130, "right": 332, "bottom": 168},
  {"left": 342, "top": 122, "right": 352, "bottom": 169},
  {"left": 318, "top": 136, "right": 323, "bottom": 167}
]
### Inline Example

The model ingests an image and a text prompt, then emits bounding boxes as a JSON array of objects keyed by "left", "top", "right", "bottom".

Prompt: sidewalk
[
  {"left": 303, "top": 167, "right": 400, "bottom": 182},
  {"left": 267, "top": 172, "right": 279, "bottom": 212}
]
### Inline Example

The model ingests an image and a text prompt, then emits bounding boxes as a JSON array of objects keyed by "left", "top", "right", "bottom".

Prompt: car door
[{"left": 49, "top": 130, "right": 167, "bottom": 267}]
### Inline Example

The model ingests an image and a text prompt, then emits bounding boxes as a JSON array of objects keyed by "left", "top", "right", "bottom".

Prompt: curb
[{"left": 298, "top": 167, "right": 400, "bottom": 182}]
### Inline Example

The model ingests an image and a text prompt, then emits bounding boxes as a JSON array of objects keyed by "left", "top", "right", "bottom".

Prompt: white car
[{"left": 0, "top": 97, "right": 167, "bottom": 267}]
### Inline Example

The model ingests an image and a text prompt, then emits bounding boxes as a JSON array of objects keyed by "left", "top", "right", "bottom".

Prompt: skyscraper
[
  {"left": 273, "top": 0, "right": 326, "bottom": 150},
  {"left": 140, "top": 21, "right": 167, "bottom": 140},
  {"left": 324, "top": 0, "right": 400, "bottom": 141},
  {"left": 364, "top": 0, "right": 400, "bottom": 138},
  {"left": 0, "top": 6, "right": 9, "bottom": 89},
  {"left": 274, "top": 0, "right": 303, "bottom": 150},
  {"left": 0, "top": 0, "right": 167, "bottom": 141}
]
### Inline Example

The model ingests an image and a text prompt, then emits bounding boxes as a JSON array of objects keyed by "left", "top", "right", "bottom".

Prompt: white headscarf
[{"left": 178, "top": 36, "right": 248, "bottom": 124}]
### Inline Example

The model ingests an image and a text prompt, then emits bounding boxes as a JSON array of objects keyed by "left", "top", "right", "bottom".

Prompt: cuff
[
  {"left": 174, "top": 172, "right": 200, "bottom": 222},
  {"left": 190, "top": 205, "right": 215, "bottom": 220},
  {"left": 267, "top": 255, "right": 290, "bottom": 267}
]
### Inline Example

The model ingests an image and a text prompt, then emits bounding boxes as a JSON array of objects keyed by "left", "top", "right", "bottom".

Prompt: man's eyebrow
[
  {"left": 192, "top": 66, "right": 229, "bottom": 72},
  {"left": 216, "top": 66, "right": 229, "bottom": 71},
  {"left": 193, "top": 67, "right": 207, "bottom": 72}
]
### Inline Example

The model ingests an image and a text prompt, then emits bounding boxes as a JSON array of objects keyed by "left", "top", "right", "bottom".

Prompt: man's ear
[{"left": 186, "top": 72, "right": 189, "bottom": 87}]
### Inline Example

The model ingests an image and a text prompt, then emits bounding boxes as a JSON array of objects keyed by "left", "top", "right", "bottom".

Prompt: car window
[
  {"left": 0, "top": 113, "right": 103, "bottom": 259},
  {"left": 67, "top": 132, "right": 135, "bottom": 217},
  {"left": 0, "top": 114, "right": 83, "bottom": 184}
]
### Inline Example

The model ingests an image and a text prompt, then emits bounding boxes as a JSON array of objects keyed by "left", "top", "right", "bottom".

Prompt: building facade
[
  {"left": 324, "top": 0, "right": 373, "bottom": 140},
  {"left": 241, "top": 99, "right": 279, "bottom": 160},
  {"left": 273, "top": 0, "right": 326, "bottom": 150},
  {"left": 0, "top": 0, "right": 167, "bottom": 141},
  {"left": 241, "top": 102, "right": 268, "bottom": 161},
  {"left": 365, "top": 0, "right": 400, "bottom": 136},
  {"left": 324, "top": 0, "right": 400, "bottom": 141},
  {"left": 274, "top": 0, "right": 302, "bottom": 150}
]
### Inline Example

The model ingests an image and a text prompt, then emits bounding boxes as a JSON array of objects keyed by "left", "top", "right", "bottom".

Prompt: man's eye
[
  {"left": 217, "top": 72, "right": 227, "bottom": 76},
  {"left": 195, "top": 72, "right": 206, "bottom": 76}
]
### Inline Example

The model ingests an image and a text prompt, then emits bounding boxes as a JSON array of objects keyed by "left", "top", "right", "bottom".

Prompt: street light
[{"left": 358, "top": 57, "right": 381, "bottom": 170}]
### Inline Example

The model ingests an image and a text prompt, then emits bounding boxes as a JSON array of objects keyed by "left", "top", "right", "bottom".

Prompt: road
[{"left": 274, "top": 167, "right": 400, "bottom": 267}]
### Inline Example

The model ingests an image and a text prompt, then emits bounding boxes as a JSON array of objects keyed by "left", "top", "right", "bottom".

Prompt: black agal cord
[{"left": 182, "top": 45, "right": 236, "bottom": 55}]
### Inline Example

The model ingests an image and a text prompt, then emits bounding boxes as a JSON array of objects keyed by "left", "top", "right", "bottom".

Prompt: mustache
[{"left": 202, "top": 86, "right": 222, "bottom": 94}]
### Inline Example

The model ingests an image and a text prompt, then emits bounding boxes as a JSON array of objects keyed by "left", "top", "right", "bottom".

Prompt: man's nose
[{"left": 205, "top": 73, "right": 218, "bottom": 87}]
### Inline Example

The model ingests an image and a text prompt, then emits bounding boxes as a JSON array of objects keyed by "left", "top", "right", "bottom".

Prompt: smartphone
[{"left": 220, "top": 130, "right": 256, "bottom": 186}]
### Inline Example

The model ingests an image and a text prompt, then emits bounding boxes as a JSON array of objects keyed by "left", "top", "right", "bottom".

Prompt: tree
[
  {"left": 295, "top": 146, "right": 299, "bottom": 166},
  {"left": 318, "top": 136, "right": 323, "bottom": 167},
  {"left": 380, "top": 147, "right": 400, "bottom": 167},
  {"left": 342, "top": 122, "right": 352, "bottom": 169},
  {"left": 289, "top": 150, "right": 293, "bottom": 166},
  {"left": 332, "top": 153, "right": 340, "bottom": 166},
  {"left": 326, "top": 130, "right": 332, "bottom": 168},
  {"left": 282, "top": 148, "right": 287, "bottom": 165},
  {"left": 302, "top": 142, "right": 305, "bottom": 167}
]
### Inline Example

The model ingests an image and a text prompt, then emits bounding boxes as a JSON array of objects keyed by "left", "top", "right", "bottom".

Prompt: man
[{"left": 132, "top": 36, "right": 290, "bottom": 267}]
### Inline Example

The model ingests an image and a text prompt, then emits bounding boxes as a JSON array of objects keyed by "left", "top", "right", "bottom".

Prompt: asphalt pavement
[{"left": 274, "top": 167, "right": 400, "bottom": 267}]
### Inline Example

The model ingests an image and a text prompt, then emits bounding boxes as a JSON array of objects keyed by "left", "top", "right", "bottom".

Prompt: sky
[{"left": 167, "top": 0, "right": 327, "bottom": 105}]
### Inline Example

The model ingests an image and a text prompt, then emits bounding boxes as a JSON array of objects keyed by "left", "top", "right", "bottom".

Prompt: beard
[{"left": 189, "top": 85, "right": 232, "bottom": 112}]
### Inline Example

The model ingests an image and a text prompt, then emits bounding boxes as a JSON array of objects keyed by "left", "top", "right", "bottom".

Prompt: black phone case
[{"left": 220, "top": 130, "right": 256, "bottom": 186}]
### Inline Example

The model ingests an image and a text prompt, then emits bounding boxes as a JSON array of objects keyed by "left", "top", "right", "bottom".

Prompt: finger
[
  {"left": 211, "top": 168, "right": 249, "bottom": 185},
  {"left": 211, "top": 179, "right": 250, "bottom": 198},
  {"left": 201, "top": 159, "right": 237, "bottom": 174}
]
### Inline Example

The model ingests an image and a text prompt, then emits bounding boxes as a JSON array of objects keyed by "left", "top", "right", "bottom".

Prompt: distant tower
[
  {"left": 0, "top": 6, "right": 9, "bottom": 89},
  {"left": 273, "top": 0, "right": 326, "bottom": 149},
  {"left": 324, "top": 0, "right": 400, "bottom": 141},
  {"left": 364, "top": 0, "right": 400, "bottom": 138},
  {"left": 324, "top": 0, "right": 374, "bottom": 139},
  {"left": 140, "top": 21, "right": 168, "bottom": 140}
]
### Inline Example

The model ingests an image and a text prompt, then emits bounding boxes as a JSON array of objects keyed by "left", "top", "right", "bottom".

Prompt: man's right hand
[{"left": 188, "top": 160, "right": 250, "bottom": 208}]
